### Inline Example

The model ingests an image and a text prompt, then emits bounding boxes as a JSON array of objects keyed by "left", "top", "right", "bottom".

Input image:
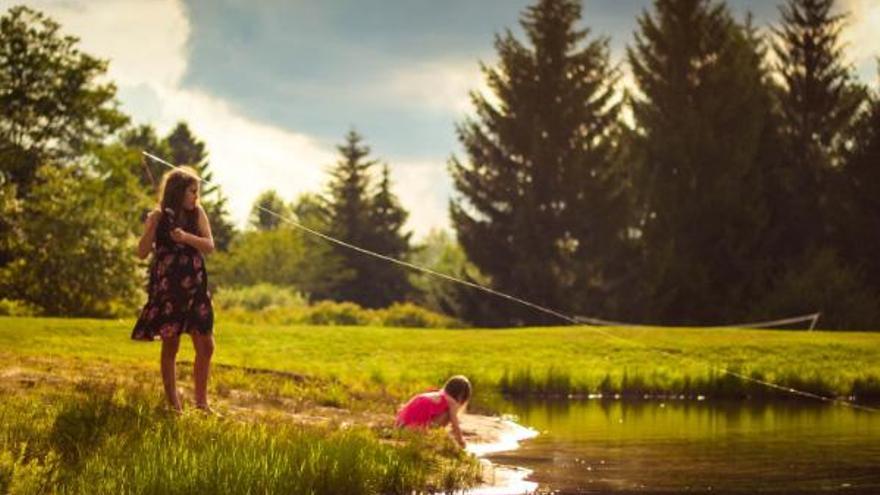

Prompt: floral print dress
[{"left": 132, "top": 209, "right": 213, "bottom": 341}]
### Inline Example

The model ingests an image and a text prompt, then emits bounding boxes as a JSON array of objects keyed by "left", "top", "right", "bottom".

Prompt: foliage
[
  {"left": 211, "top": 226, "right": 349, "bottom": 299},
  {"left": 0, "top": 162, "right": 142, "bottom": 317},
  {"left": 213, "top": 283, "right": 307, "bottom": 311},
  {"left": 0, "top": 5, "right": 128, "bottom": 190},
  {"left": 750, "top": 248, "right": 880, "bottom": 330},
  {"left": 408, "top": 229, "right": 493, "bottom": 323},
  {"left": 376, "top": 302, "right": 464, "bottom": 329},
  {"left": 450, "top": 0, "right": 627, "bottom": 325},
  {"left": 249, "top": 189, "right": 290, "bottom": 231},
  {"left": 217, "top": 297, "right": 463, "bottom": 329},
  {"left": 626, "top": 0, "right": 779, "bottom": 324},
  {"left": 835, "top": 76, "right": 880, "bottom": 297},
  {"left": 0, "top": 298, "right": 41, "bottom": 316},
  {"left": 322, "top": 131, "right": 414, "bottom": 308}
]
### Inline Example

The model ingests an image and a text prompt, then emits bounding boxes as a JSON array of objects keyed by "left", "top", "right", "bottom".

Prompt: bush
[
  {"left": 0, "top": 298, "right": 42, "bottom": 316},
  {"left": 302, "top": 301, "right": 371, "bottom": 326},
  {"left": 751, "top": 248, "right": 880, "bottom": 330},
  {"left": 213, "top": 284, "right": 307, "bottom": 311},
  {"left": 375, "top": 302, "right": 464, "bottom": 329},
  {"left": 214, "top": 290, "right": 465, "bottom": 328}
]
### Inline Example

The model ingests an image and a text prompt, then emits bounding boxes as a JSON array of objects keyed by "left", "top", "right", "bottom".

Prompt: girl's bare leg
[
  {"left": 161, "top": 335, "right": 182, "bottom": 412},
  {"left": 191, "top": 332, "right": 215, "bottom": 410}
]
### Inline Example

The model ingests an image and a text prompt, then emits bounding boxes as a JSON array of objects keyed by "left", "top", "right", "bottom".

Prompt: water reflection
[{"left": 487, "top": 399, "right": 880, "bottom": 493}]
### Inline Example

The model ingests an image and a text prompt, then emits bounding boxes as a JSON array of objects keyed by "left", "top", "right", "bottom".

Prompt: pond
[{"left": 484, "top": 399, "right": 880, "bottom": 494}]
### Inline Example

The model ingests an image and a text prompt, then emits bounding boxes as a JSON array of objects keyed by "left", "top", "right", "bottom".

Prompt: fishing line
[{"left": 142, "top": 151, "right": 878, "bottom": 413}]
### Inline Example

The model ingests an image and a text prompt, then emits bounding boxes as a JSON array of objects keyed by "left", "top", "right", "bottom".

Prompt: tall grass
[{"left": 0, "top": 382, "right": 480, "bottom": 494}]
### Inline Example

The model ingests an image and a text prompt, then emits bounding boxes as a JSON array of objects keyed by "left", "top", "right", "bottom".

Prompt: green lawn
[
  {"left": 3, "top": 315, "right": 879, "bottom": 401},
  {"left": 2, "top": 316, "right": 878, "bottom": 494}
]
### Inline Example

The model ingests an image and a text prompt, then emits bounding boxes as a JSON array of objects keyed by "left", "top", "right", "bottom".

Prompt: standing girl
[{"left": 132, "top": 166, "right": 215, "bottom": 414}]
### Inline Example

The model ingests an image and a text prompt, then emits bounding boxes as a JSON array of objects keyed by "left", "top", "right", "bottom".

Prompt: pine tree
[
  {"left": 771, "top": 0, "right": 865, "bottom": 252},
  {"left": 838, "top": 73, "right": 880, "bottom": 292},
  {"left": 321, "top": 131, "right": 415, "bottom": 307},
  {"left": 449, "top": 0, "right": 625, "bottom": 325},
  {"left": 627, "top": 0, "right": 777, "bottom": 323},
  {"left": 363, "top": 165, "right": 414, "bottom": 307},
  {"left": 324, "top": 130, "right": 381, "bottom": 306},
  {"left": 121, "top": 124, "right": 170, "bottom": 190},
  {"left": 249, "top": 190, "right": 290, "bottom": 231}
]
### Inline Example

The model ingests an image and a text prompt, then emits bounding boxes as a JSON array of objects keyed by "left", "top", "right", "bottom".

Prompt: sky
[{"left": 5, "top": 0, "right": 879, "bottom": 238}]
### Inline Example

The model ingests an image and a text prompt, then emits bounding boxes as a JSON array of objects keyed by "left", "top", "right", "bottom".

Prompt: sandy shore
[{"left": 460, "top": 413, "right": 539, "bottom": 495}]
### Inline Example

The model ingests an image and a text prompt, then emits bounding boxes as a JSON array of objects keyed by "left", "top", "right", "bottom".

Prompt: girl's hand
[
  {"left": 146, "top": 209, "right": 161, "bottom": 224},
  {"left": 170, "top": 228, "right": 189, "bottom": 244}
]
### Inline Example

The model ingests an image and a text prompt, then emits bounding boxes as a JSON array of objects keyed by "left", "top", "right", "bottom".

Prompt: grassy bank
[
  {"left": 0, "top": 354, "right": 479, "bottom": 494},
  {"left": 2, "top": 316, "right": 878, "bottom": 493},
  {"left": 2, "top": 316, "right": 879, "bottom": 402}
]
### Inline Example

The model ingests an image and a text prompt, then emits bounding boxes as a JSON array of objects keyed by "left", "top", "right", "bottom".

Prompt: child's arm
[
  {"left": 171, "top": 205, "right": 215, "bottom": 255},
  {"left": 137, "top": 210, "right": 161, "bottom": 259},
  {"left": 447, "top": 399, "right": 467, "bottom": 449}
]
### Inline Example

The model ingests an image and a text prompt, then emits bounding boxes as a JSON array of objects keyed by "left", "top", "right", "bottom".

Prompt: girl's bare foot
[{"left": 195, "top": 403, "right": 220, "bottom": 417}]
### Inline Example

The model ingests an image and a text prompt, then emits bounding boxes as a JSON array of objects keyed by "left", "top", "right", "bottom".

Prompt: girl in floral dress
[{"left": 132, "top": 166, "right": 215, "bottom": 414}]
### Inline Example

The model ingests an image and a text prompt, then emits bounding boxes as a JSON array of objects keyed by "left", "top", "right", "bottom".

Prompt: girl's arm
[
  {"left": 172, "top": 205, "right": 214, "bottom": 255},
  {"left": 446, "top": 398, "right": 467, "bottom": 449},
  {"left": 137, "top": 210, "right": 161, "bottom": 259}
]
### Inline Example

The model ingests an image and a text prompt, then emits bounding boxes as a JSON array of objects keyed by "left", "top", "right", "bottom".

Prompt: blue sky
[{"left": 8, "top": 0, "right": 880, "bottom": 237}]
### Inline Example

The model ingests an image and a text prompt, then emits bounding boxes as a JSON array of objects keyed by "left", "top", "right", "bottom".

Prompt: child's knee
[
  {"left": 195, "top": 335, "right": 215, "bottom": 358},
  {"left": 161, "top": 337, "right": 180, "bottom": 357}
]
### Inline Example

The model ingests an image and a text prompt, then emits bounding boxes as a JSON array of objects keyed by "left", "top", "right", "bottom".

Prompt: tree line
[{"left": 1, "top": 0, "right": 879, "bottom": 329}]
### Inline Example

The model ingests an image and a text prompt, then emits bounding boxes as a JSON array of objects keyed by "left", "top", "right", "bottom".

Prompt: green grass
[
  {"left": 2, "top": 316, "right": 879, "bottom": 402},
  {"left": 2, "top": 317, "right": 880, "bottom": 494},
  {"left": 0, "top": 382, "right": 479, "bottom": 494}
]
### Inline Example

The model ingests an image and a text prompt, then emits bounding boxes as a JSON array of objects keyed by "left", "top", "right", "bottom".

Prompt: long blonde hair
[{"left": 157, "top": 166, "right": 200, "bottom": 233}]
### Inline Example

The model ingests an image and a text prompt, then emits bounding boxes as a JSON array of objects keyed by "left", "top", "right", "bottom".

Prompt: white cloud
[
  {"left": 839, "top": 0, "right": 880, "bottom": 86},
  {"left": 388, "top": 158, "right": 453, "bottom": 239},
  {"left": 379, "top": 58, "right": 497, "bottom": 117},
  {"left": 12, "top": 0, "right": 344, "bottom": 229}
]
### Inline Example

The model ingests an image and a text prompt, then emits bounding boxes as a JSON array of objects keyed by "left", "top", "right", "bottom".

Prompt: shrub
[
  {"left": 213, "top": 288, "right": 465, "bottom": 328},
  {"left": 376, "top": 302, "right": 464, "bottom": 329},
  {"left": 213, "top": 284, "right": 307, "bottom": 311},
  {"left": 0, "top": 299, "right": 42, "bottom": 317},
  {"left": 302, "top": 301, "right": 372, "bottom": 326}
]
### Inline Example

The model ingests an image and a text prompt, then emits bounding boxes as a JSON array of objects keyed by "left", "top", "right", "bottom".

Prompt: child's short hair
[{"left": 443, "top": 375, "right": 471, "bottom": 404}]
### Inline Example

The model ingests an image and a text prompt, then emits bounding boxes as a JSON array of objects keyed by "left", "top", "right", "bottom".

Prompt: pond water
[{"left": 485, "top": 399, "right": 880, "bottom": 494}]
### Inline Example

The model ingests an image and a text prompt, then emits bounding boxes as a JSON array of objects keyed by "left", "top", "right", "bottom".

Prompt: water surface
[{"left": 486, "top": 399, "right": 880, "bottom": 494}]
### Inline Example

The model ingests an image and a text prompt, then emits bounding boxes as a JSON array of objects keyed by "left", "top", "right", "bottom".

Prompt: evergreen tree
[
  {"left": 323, "top": 130, "right": 413, "bottom": 308},
  {"left": 121, "top": 124, "right": 170, "bottom": 190},
  {"left": 323, "top": 130, "right": 375, "bottom": 305},
  {"left": 838, "top": 72, "right": 880, "bottom": 293},
  {"left": 627, "top": 0, "right": 777, "bottom": 323},
  {"left": 249, "top": 190, "right": 290, "bottom": 231},
  {"left": 363, "top": 165, "right": 414, "bottom": 307},
  {"left": 771, "top": 0, "right": 865, "bottom": 252},
  {"left": 450, "top": 0, "right": 625, "bottom": 325}
]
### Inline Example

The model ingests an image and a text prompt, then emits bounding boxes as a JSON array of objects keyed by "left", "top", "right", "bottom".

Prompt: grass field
[
  {"left": 1, "top": 316, "right": 879, "bottom": 493},
  {"left": 2, "top": 316, "right": 879, "bottom": 401}
]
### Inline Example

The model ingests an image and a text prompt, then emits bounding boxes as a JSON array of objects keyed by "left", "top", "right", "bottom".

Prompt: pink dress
[{"left": 396, "top": 391, "right": 450, "bottom": 428}]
